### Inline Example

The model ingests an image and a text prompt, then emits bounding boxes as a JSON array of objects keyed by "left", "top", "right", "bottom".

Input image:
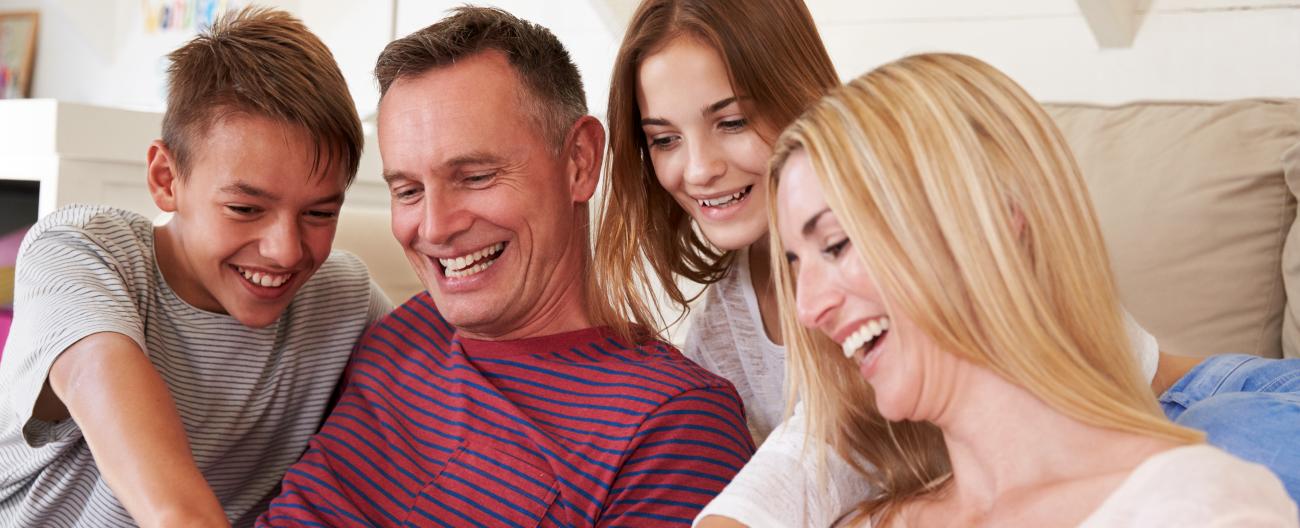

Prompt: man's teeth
[
  {"left": 698, "top": 187, "right": 749, "bottom": 208},
  {"left": 236, "top": 266, "right": 292, "bottom": 288},
  {"left": 842, "top": 318, "right": 891, "bottom": 359},
  {"left": 439, "top": 242, "right": 506, "bottom": 278}
]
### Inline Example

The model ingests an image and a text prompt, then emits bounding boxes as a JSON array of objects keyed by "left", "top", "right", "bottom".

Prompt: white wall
[
  {"left": 3, "top": 0, "right": 1294, "bottom": 116},
  {"left": 809, "top": 0, "right": 1300, "bottom": 103}
]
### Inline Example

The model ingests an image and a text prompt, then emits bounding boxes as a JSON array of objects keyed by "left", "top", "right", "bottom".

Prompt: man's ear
[
  {"left": 564, "top": 115, "right": 605, "bottom": 203},
  {"left": 146, "top": 140, "right": 181, "bottom": 213}
]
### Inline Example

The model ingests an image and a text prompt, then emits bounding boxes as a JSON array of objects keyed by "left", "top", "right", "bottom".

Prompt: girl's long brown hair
[{"left": 592, "top": 0, "right": 839, "bottom": 341}]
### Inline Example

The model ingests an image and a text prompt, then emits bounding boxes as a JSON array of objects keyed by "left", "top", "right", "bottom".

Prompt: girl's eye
[
  {"left": 719, "top": 118, "right": 748, "bottom": 132},
  {"left": 824, "top": 238, "right": 850, "bottom": 258},
  {"left": 648, "top": 134, "right": 679, "bottom": 150}
]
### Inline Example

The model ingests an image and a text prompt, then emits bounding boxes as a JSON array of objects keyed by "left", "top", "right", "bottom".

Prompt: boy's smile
[{"left": 148, "top": 113, "right": 346, "bottom": 328}]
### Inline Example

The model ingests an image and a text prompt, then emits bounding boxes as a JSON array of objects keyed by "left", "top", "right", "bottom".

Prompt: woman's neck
[{"left": 923, "top": 362, "right": 1173, "bottom": 522}]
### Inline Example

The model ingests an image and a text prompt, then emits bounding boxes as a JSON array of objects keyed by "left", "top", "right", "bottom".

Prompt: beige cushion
[
  {"left": 1046, "top": 100, "right": 1300, "bottom": 359},
  {"left": 333, "top": 205, "right": 425, "bottom": 304},
  {"left": 1281, "top": 143, "right": 1300, "bottom": 359}
]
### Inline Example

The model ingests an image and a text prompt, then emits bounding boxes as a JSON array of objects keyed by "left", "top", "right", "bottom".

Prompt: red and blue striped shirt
[{"left": 259, "top": 293, "right": 754, "bottom": 527}]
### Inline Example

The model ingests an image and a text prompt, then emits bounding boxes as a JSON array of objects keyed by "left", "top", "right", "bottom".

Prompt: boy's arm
[
  {"left": 37, "top": 332, "right": 229, "bottom": 528},
  {"left": 598, "top": 387, "right": 756, "bottom": 527}
]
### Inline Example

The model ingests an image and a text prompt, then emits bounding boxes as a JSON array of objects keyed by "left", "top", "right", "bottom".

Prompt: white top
[
  {"left": 681, "top": 248, "right": 788, "bottom": 443},
  {"left": 0, "top": 206, "right": 392, "bottom": 527},
  {"left": 1076, "top": 445, "right": 1297, "bottom": 527},
  {"left": 689, "top": 250, "right": 1163, "bottom": 527}
]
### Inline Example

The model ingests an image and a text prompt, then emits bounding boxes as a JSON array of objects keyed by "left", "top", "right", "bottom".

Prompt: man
[
  {"left": 261, "top": 7, "right": 753, "bottom": 527},
  {"left": 0, "top": 8, "right": 389, "bottom": 527}
]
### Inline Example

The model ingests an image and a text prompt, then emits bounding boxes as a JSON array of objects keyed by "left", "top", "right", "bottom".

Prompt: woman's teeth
[
  {"left": 698, "top": 186, "right": 751, "bottom": 208},
  {"left": 236, "top": 266, "right": 292, "bottom": 288},
  {"left": 842, "top": 317, "right": 891, "bottom": 359},
  {"left": 439, "top": 242, "right": 506, "bottom": 279}
]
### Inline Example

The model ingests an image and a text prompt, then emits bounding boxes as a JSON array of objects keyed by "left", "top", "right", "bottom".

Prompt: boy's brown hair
[
  {"left": 163, "top": 7, "right": 362, "bottom": 184},
  {"left": 373, "top": 6, "right": 586, "bottom": 154}
]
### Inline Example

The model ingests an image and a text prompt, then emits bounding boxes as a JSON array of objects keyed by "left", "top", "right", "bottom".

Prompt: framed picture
[{"left": 0, "top": 12, "right": 38, "bottom": 99}]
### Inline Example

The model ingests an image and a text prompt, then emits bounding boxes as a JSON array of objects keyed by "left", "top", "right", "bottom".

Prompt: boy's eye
[
  {"left": 226, "top": 205, "right": 258, "bottom": 215},
  {"left": 305, "top": 210, "right": 338, "bottom": 220}
]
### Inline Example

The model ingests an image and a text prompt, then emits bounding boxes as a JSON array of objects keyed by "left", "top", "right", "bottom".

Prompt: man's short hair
[
  {"left": 163, "top": 7, "right": 362, "bottom": 184},
  {"left": 374, "top": 6, "right": 587, "bottom": 152}
]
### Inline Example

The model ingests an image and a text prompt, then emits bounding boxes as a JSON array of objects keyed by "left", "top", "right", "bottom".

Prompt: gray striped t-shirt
[{"left": 0, "top": 205, "right": 392, "bottom": 527}]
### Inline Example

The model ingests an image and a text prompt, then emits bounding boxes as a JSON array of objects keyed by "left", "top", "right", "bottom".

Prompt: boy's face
[{"left": 149, "top": 113, "right": 346, "bottom": 328}]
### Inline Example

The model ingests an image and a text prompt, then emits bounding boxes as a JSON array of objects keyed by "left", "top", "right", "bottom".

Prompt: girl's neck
[{"left": 746, "top": 237, "right": 783, "bottom": 345}]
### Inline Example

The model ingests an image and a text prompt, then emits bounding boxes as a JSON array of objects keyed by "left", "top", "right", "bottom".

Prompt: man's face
[
  {"left": 378, "top": 51, "right": 593, "bottom": 339},
  {"left": 151, "top": 114, "right": 346, "bottom": 328}
]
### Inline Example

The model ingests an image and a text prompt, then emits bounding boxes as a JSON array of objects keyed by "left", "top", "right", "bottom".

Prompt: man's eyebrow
[
  {"left": 382, "top": 152, "right": 506, "bottom": 184},
  {"left": 382, "top": 170, "right": 409, "bottom": 185},
  {"left": 220, "top": 182, "right": 278, "bottom": 200},
  {"left": 802, "top": 208, "right": 832, "bottom": 237}
]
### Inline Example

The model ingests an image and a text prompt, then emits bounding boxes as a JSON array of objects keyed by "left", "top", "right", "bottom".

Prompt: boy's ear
[
  {"left": 564, "top": 115, "right": 605, "bottom": 203},
  {"left": 147, "top": 140, "right": 181, "bottom": 213}
]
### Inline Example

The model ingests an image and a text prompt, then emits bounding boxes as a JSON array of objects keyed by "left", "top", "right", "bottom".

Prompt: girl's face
[
  {"left": 776, "top": 151, "right": 955, "bottom": 422},
  {"left": 637, "top": 36, "right": 772, "bottom": 251}
]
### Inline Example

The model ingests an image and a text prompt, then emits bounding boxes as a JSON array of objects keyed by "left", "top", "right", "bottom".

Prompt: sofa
[{"left": 1048, "top": 99, "right": 1300, "bottom": 359}]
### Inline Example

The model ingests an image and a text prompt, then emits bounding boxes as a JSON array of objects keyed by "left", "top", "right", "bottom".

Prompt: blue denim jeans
[{"left": 1159, "top": 354, "right": 1300, "bottom": 505}]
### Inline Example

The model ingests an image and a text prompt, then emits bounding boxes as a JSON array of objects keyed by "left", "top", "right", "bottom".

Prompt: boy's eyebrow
[{"left": 221, "top": 182, "right": 278, "bottom": 200}]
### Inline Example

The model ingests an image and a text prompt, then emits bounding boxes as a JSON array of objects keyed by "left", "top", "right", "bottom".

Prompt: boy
[{"left": 0, "top": 8, "right": 388, "bottom": 527}]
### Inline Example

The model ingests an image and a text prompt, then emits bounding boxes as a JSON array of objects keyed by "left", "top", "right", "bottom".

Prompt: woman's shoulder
[{"left": 1081, "top": 444, "right": 1298, "bottom": 526}]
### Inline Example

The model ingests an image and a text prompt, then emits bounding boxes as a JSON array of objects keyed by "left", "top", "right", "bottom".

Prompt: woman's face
[
  {"left": 776, "top": 151, "right": 952, "bottom": 422},
  {"left": 637, "top": 36, "right": 772, "bottom": 251}
]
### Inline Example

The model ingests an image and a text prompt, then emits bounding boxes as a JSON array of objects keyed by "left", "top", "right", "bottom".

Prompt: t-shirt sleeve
[
  {"left": 693, "top": 403, "right": 875, "bottom": 527},
  {"left": 365, "top": 279, "right": 394, "bottom": 327},
  {"left": 1120, "top": 309, "right": 1159, "bottom": 384},
  {"left": 597, "top": 387, "right": 755, "bottom": 527},
  {"left": 1, "top": 228, "right": 147, "bottom": 447}
]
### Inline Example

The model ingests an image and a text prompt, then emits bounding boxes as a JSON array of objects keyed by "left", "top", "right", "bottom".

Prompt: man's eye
[
  {"left": 306, "top": 210, "right": 338, "bottom": 220},
  {"left": 392, "top": 187, "right": 421, "bottom": 201},
  {"left": 226, "top": 205, "right": 257, "bottom": 215},
  {"left": 465, "top": 172, "right": 495, "bottom": 185}
]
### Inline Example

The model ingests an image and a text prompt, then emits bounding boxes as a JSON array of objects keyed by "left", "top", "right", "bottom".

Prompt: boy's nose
[{"left": 261, "top": 220, "right": 305, "bottom": 268}]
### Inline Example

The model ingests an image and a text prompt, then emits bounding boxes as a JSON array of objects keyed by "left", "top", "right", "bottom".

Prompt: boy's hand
[{"left": 42, "top": 331, "right": 231, "bottom": 528}]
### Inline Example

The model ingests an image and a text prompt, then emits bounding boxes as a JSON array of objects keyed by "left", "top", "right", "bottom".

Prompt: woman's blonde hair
[
  {"left": 767, "top": 53, "right": 1202, "bottom": 522},
  {"left": 592, "top": 0, "right": 839, "bottom": 340}
]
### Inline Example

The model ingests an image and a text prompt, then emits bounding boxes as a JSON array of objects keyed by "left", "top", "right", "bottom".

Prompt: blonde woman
[{"left": 768, "top": 53, "right": 1297, "bottom": 526}]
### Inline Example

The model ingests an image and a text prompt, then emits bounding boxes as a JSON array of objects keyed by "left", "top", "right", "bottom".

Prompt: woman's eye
[
  {"left": 824, "top": 238, "right": 850, "bottom": 258},
  {"left": 719, "top": 118, "right": 748, "bottom": 132}
]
